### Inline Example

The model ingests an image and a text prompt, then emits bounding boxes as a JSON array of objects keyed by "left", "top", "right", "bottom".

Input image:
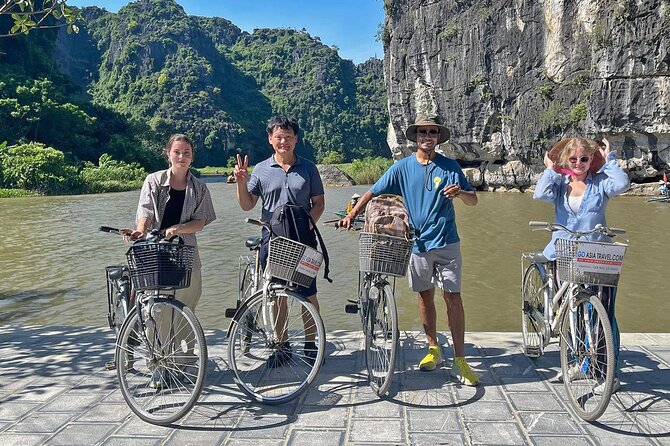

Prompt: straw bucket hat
[
  {"left": 547, "top": 138, "right": 605, "bottom": 173},
  {"left": 405, "top": 115, "right": 450, "bottom": 144}
]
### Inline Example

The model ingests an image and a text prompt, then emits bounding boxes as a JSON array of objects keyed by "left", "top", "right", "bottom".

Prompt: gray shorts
[{"left": 408, "top": 243, "right": 462, "bottom": 293}]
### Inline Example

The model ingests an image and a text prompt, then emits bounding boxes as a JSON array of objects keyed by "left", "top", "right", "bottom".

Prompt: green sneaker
[
  {"left": 418, "top": 345, "right": 443, "bottom": 371},
  {"left": 450, "top": 357, "right": 480, "bottom": 386}
]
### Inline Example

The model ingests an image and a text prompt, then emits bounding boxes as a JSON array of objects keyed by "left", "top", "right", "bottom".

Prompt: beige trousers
[{"left": 148, "top": 269, "right": 203, "bottom": 365}]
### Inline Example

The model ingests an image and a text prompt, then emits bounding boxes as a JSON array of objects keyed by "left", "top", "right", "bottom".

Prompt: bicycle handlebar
[
  {"left": 528, "top": 221, "right": 625, "bottom": 238},
  {"left": 99, "top": 226, "right": 184, "bottom": 244},
  {"left": 99, "top": 225, "right": 123, "bottom": 235},
  {"left": 245, "top": 217, "right": 270, "bottom": 229}
]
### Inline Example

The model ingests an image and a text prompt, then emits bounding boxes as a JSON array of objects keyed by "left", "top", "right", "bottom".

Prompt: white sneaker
[
  {"left": 593, "top": 377, "right": 621, "bottom": 395},
  {"left": 557, "top": 365, "right": 586, "bottom": 383}
]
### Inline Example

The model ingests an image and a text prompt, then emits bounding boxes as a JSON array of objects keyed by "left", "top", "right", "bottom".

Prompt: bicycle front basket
[
  {"left": 554, "top": 238, "right": 627, "bottom": 287},
  {"left": 359, "top": 232, "right": 413, "bottom": 277},
  {"left": 266, "top": 236, "right": 323, "bottom": 288},
  {"left": 126, "top": 241, "right": 195, "bottom": 290}
]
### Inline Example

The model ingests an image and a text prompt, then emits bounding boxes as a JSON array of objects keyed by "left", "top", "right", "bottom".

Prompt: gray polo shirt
[{"left": 248, "top": 154, "right": 325, "bottom": 222}]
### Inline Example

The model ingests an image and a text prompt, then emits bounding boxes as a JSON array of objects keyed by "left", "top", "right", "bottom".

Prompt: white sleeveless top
[{"left": 568, "top": 195, "right": 583, "bottom": 213}]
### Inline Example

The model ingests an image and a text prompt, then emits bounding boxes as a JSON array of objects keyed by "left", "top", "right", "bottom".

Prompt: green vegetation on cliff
[{"left": 0, "top": 0, "right": 389, "bottom": 195}]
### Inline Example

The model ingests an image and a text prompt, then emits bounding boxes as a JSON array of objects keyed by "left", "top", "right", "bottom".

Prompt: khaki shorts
[{"left": 408, "top": 243, "right": 462, "bottom": 293}]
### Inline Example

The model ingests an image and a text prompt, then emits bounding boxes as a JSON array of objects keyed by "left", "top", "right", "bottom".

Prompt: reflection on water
[{"left": 0, "top": 184, "right": 667, "bottom": 334}]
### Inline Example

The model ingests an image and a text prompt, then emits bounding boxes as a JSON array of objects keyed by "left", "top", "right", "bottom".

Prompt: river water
[{"left": 1, "top": 181, "right": 667, "bottom": 333}]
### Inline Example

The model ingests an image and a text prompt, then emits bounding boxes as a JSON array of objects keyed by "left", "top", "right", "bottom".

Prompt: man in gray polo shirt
[{"left": 234, "top": 115, "right": 325, "bottom": 367}]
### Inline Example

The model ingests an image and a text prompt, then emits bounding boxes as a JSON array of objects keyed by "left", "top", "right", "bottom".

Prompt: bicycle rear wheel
[
  {"left": 559, "top": 293, "right": 615, "bottom": 421},
  {"left": 228, "top": 288, "right": 325, "bottom": 404},
  {"left": 116, "top": 297, "right": 207, "bottom": 425},
  {"left": 521, "top": 262, "right": 548, "bottom": 357},
  {"left": 364, "top": 282, "right": 398, "bottom": 396}
]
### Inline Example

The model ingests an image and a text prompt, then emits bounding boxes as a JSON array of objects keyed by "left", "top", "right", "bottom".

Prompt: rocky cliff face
[{"left": 383, "top": 0, "right": 670, "bottom": 191}]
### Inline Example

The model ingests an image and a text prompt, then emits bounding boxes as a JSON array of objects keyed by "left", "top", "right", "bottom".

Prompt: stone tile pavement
[{"left": 1, "top": 326, "right": 668, "bottom": 445}]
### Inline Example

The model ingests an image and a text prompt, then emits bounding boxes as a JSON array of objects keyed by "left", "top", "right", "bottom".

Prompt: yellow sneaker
[
  {"left": 418, "top": 345, "right": 443, "bottom": 371},
  {"left": 450, "top": 357, "right": 480, "bottom": 386}
]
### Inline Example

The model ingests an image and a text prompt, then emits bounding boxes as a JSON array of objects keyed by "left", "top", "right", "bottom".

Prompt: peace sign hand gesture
[{"left": 234, "top": 154, "right": 249, "bottom": 184}]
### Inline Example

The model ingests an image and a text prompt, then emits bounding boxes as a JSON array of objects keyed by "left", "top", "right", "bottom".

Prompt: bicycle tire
[
  {"left": 364, "top": 282, "right": 398, "bottom": 396},
  {"left": 227, "top": 288, "right": 325, "bottom": 404},
  {"left": 521, "top": 262, "right": 548, "bottom": 357},
  {"left": 559, "top": 293, "right": 615, "bottom": 421},
  {"left": 116, "top": 297, "right": 208, "bottom": 425}
]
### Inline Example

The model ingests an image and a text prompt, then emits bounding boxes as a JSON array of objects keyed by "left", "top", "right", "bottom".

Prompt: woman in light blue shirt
[{"left": 534, "top": 136, "right": 630, "bottom": 392}]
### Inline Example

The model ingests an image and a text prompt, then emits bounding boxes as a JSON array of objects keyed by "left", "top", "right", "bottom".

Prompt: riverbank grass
[{"left": 0, "top": 188, "right": 39, "bottom": 198}]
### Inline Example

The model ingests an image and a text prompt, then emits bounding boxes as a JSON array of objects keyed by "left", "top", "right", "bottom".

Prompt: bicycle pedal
[
  {"left": 104, "top": 360, "right": 117, "bottom": 371},
  {"left": 225, "top": 308, "right": 237, "bottom": 318},
  {"left": 345, "top": 303, "right": 359, "bottom": 314}
]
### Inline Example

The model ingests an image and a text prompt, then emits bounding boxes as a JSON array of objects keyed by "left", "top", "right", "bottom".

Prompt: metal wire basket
[
  {"left": 266, "top": 236, "right": 323, "bottom": 288},
  {"left": 126, "top": 241, "right": 195, "bottom": 290},
  {"left": 359, "top": 232, "right": 413, "bottom": 277},
  {"left": 554, "top": 238, "right": 627, "bottom": 287}
]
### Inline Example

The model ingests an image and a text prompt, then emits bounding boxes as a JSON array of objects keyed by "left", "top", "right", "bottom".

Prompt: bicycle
[
  {"left": 225, "top": 218, "right": 326, "bottom": 404},
  {"left": 521, "top": 221, "right": 627, "bottom": 421},
  {"left": 99, "top": 226, "right": 208, "bottom": 425},
  {"left": 339, "top": 221, "right": 413, "bottom": 396}
]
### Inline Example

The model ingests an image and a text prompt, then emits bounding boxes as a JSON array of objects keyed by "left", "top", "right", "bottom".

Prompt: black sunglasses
[
  {"left": 568, "top": 156, "right": 591, "bottom": 164},
  {"left": 417, "top": 129, "right": 439, "bottom": 137}
]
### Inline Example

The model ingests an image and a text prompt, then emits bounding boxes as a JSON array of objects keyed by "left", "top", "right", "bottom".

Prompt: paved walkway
[{"left": 1, "top": 326, "right": 669, "bottom": 445}]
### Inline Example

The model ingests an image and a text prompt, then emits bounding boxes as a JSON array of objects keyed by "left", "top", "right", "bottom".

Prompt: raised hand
[
  {"left": 543, "top": 151, "right": 554, "bottom": 169},
  {"left": 443, "top": 184, "right": 461, "bottom": 200},
  {"left": 599, "top": 138, "right": 611, "bottom": 159},
  {"left": 233, "top": 154, "right": 249, "bottom": 183}
]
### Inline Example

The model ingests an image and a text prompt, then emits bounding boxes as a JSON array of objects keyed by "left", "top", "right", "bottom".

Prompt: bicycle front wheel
[
  {"left": 116, "top": 297, "right": 208, "bottom": 425},
  {"left": 559, "top": 293, "right": 615, "bottom": 421},
  {"left": 227, "top": 288, "right": 325, "bottom": 404},
  {"left": 521, "top": 262, "right": 548, "bottom": 357},
  {"left": 364, "top": 282, "right": 398, "bottom": 396}
]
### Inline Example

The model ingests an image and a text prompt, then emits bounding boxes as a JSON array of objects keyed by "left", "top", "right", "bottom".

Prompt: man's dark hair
[{"left": 266, "top": 115, "right": 300, "bottom": 136}]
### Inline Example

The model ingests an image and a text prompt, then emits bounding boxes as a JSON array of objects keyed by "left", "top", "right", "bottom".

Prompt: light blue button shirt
[{"left": 533, "top": 152, "right": 630, "bottom": 260}]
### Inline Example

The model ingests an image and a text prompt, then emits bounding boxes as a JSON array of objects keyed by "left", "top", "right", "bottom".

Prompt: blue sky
[{"left": 66, "top": 0, "right": 385, "bottom": 64}]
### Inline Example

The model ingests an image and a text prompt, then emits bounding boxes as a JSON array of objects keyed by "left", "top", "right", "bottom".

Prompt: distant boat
[{"left": 647, "top": 194, "right": 670, "bottom": 203}]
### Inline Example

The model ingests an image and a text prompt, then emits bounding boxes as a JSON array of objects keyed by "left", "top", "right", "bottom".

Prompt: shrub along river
[{"left": 1, "top": 181, "right": 667, "bottom": 335}]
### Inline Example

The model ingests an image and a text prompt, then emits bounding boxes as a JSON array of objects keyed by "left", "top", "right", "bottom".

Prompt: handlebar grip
[
  {"left": 99, "top": 225, "right": 120, "bottom": 234},
  {"left": 528, "top": 221, "right": 548, "bottom": 228},
  {"left": 245, "top": 217, "right": 266, "bottom": 227}
]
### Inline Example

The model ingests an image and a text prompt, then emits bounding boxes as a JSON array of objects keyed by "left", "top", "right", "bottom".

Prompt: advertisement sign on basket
[
  {"left": 295, "top": 247, "right": 323, "bottom": 278},
  {"left": 575, "top": 242, "right": 626, "bottom": 275}
]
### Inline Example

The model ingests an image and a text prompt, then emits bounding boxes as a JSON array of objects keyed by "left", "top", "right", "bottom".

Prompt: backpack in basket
[{"left": 364, "top": 195, "right": 411, "bottom": 238}]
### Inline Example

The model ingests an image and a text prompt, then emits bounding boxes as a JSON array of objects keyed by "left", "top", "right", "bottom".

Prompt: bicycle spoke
[
  {"left": 364, "top": 283, "right": 398, "bottom": 396},
  {"left": 228, "top": 290, "right": 325, "bottom": 404},
  {"left": 116, "top": 299, "right": 207, "bottom": 425},
  {"left": 560, "top": 294, "right": 615, "bottom": 421}
]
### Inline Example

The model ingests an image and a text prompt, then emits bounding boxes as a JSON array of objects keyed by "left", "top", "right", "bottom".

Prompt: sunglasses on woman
[
  {"left": 568, "top": 156, "right": 591, "bottom": 164},
  {"left": 417, "top": 129, "right": 439, "bottom": 137}
]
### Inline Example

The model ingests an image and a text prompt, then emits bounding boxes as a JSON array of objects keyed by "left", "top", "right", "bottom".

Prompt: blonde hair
[{"left": 557, "top": 137, "right": 598, "bottom": 168}]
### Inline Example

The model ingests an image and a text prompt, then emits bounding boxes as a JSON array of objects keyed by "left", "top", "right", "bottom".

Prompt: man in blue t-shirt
[{"left": 341, "top": 115, "right": 480, "bottom": 386}]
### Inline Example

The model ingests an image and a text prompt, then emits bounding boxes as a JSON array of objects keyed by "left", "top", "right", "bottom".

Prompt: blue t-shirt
[
  {"left": 248, "top": 154, "right": 325, "bottom": 223},
  {"left": 370, "top": 154, "right": 473, "bottom": 253}
]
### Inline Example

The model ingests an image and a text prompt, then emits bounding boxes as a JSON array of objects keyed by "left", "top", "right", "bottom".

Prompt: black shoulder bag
[{"left": 269, "top": 203, "right": 332, "bottom": 283}]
